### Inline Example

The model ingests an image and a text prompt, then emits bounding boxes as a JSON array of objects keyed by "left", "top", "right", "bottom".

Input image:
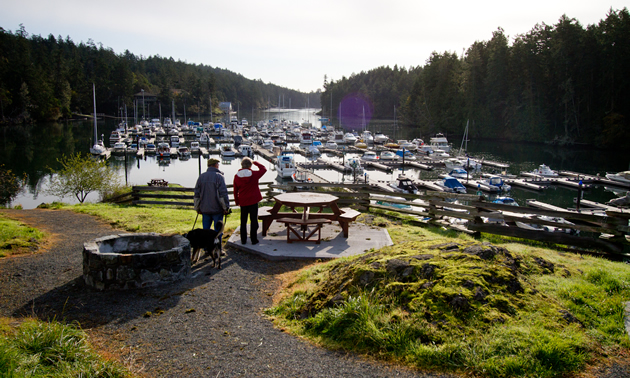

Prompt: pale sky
[{"left": 1, "top": 1, "right": 626, "bottom": 93}]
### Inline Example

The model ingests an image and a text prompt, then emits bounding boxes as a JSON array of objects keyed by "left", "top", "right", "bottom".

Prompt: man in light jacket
[
  {"left": 233, "top": 157, "right": 267, "bottom": 244},
  {"left": 194, "top": 158, "right": 230, "bottom": 238}
]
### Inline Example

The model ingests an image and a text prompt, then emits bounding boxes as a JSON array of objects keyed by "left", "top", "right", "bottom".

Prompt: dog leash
[{"left": 192, "top": 213, "right": 199, "bottom": 231}]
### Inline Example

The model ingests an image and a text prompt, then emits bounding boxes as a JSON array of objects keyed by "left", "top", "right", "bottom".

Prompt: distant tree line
[
  {"left": 323, "top": 9, "right": 630, "bottom": 149},
  {"left": 0, "top": 25, "right": 320, "bottom": 124}
]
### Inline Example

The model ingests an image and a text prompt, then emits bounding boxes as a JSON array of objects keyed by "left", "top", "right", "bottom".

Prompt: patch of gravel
[{"left": 0, "top": 209, "right": 454, "bottom": 378}]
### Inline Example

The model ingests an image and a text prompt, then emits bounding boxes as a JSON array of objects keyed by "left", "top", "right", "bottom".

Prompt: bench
[
  {"left": 148, "top": 178, "right": 168, "bottom": 187},
  {"left": 276, "top": 217, "right": 332, "bottom": 244},
  {"left": 337, "top": 207, "right": 361, "bottom": 237}
]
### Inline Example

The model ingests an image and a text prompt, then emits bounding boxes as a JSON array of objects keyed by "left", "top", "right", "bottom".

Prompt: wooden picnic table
[{"left": 259, "top": 192, "right": 361, "bottom": 243}]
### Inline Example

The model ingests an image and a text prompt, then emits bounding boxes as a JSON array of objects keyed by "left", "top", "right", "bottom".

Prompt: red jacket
[{"left": 233, "top": 161, "right": 267, "bottom": 207}]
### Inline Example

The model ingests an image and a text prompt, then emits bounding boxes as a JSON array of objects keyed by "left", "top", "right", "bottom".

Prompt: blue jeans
[{"left": 202, "top": 213, "right": 224, "bottom": 241}]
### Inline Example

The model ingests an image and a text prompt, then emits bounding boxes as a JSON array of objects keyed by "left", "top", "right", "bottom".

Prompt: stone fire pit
[{"left": 83, "top": 233, "right": 191, "bottom": 290}]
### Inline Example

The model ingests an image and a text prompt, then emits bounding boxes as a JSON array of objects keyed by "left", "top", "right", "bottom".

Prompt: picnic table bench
[{"left": 258, "top": 192, "right": 362, "bottom": 242}]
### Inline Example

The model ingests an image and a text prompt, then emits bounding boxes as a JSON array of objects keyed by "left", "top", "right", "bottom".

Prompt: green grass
[
  {"left": 266, "top": 217, "right": 630, "bottom": 377},
  {"left": 0, "top": 318, "right": 131, "bottom": 377},
  {"left": 0, "top": 214, "right": 46, "bottom": 258},
  {"left": 9, "top": 202, "right": 630, "bottom": 377}
]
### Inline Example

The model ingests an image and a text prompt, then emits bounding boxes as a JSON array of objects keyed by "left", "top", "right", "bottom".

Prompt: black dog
[{"left": 183, "top": 222, "right": 223, "bottom": 268}]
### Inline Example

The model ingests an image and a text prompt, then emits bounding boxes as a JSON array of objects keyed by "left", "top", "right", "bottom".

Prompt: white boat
[
  {"left": 262, "top": 139, "right": 274, "bottom": 151},
  {"left": 178, "top": 146, "right": 191, "bottom": 159},
  {"left": 239, "top": 144, "right": 254, "bottom": 158},
  {"left": 199, "top": 132, "right": 211, "bottom": 144},
  {"left": 345, "top": 157, "right": 363, "bottom": 174},
  {"left": 145, "top": 143, "right": 156, "bottom": 154},
  {"left": 395, "top": 149, "right": 416, "bottom": 160},
  {"left": 481, "top": 176, "right": 511, "bottom": 192},
  {"left": 374, "top": 133, "right": 389, "bottom": 144},
  {"left": 325, "top": 140, "right": 338, "bottom": 149},
  {"left": 375, "top": 195, "right": 412, "bottom": 210},
  {"left": 276, "top": 153, "right": 297, "bottom": 178},
  {"left": 300, "top": 132, "right": 313, "bottom": 144},
  {"left": 605, "top": 171, "right": 630, "bottom": 184},
  {"left": 398, "top": 140, "right": 416, "bottom": 151},
  {"left": 220, "top": 145, "right": 236, "bottom": 157},
  {"left": 170, "top": 135, "right": 180, "bottom": 148},
  {"left": 190, "top": 141, "right": 201, "bottom": 154},
  {"left": 360, "top": 151, "right": 379, "bottom": 161},
  {"left": 109, "top": 130, "right": 122, "bottom": 144},
  {"left": 379, "top": 151, "right": 399, "bottom": 161},
  {"left": 157, "top": 142, "right": 170, "bottom": 158},
  {"left": 306, "top": 144, "right": 321, "bottom": 156},
  {"left": 389, "top": 175, "right": 419, "bottom": 194},
  {"left": 447, "top": 168, "right": 469, "bottom": 179},
  {"left": 343, "top": 133, "right": 357, "bottom": 144},
  {"left": 361, "top": 131, "right": 374, "bottom": 144},
  {"left": 531, "top": 164, "right": 558, "bottom": 177},
  {"left": 435, "top": 176, "right": 467, "bottom": 194},
  {"left": 444, "top": 157, "right": 482, "bottom": 171},
  {"left": 429, "top": 133, "right": 451, "bottom": 153},
  {"left": 112, "top": 141, "right": 126, "bottom": 155},
  {"left": 89, "top": 84, "right": 108, "bottom": 156}
]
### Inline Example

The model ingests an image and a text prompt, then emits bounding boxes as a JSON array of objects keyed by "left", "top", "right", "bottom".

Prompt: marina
[{"left": 3, "top": 108, "right": 630, "bottom": 216}]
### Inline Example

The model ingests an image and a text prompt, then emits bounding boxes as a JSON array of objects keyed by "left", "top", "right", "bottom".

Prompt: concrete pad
[{"left": 227, "top": 221, "right": 393, "bottom": 261}]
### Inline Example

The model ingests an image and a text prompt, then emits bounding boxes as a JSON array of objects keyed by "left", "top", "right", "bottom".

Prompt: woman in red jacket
[{"left": 233, "top": 157, "right": 267, "bottom": 244}]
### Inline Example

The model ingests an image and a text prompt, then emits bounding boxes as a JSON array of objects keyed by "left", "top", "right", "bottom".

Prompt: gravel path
[{"left": 0, "top": 209, "right": 456, "bottom": 378}]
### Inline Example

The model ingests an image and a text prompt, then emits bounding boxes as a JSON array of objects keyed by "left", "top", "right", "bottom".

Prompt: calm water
[{"left": 1, "top": 109, "right": 629, "bottom": 209}]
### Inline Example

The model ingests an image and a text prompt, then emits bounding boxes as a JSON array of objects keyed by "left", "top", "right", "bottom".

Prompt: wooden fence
[{"left": 105, "top": 181, "right": 630, "bottom": 256}]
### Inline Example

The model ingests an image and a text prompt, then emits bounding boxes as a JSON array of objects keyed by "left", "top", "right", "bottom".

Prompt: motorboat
[
  {"left": 384, "top": 141, "right": 399, "bottom": 149},
  {"left": 306, "top": 144, "right": 321, "bottom": 156},
  {"left": 447, "top": 168, "right": 470, "bottom": 179},
  {"left": 417, "top": 145, "right": 434, "bottom": 156},
  {"left": 190, "top": 142, "right": 201, "bottom": 154},
  {"left": 178, "top": 146, "right": 191, "bottom": 159},
  {"left": 325, "top": 140, "right": 338, "bottom": 149},
  {"left": 109, "top": 130, "right": 122, "bottom": 144},
  {"left": 389, "top": 175, "right": 419, "bottom": 194},
  {"left": 112, "top": 141, "right": 126, "bottom": 155},
  {"left": 345, "top": 157, "right": 364, "bottom": 174},
  {"left": 395, "top": 149, "right": 416, "bottom": 160},
  {"left": 220, "top": 145, "right": 236, "bottom": 157},
  {"left": 373, "top": 133, "right": 389, "bottom": 144},
  {"left": 199, "top": 132, "right": 211, "bottom": 144},
  {"left": 127, "top": 143, "right": 138, "bottom": 154},
  {"left": 398, "top": 140, "right": 416, "bottom": 151},
  {"left": 312, "top": 140, "right": 323, "bottom": 150},
  {"left": 429, "top": 133, "right": 451, "bottom": 153},
  {"left": 145, "top": 143, "right": 156, "bottom": 154},
  {"left": 157, "top": 142, "right": 171, "bottom": 158},
  {"left": 435, "top": 176, "right": 467, "bottom": 194},
  {"left": 239, "top": 144, "right": 254, "bottom": 158},
  {"left": 276, "top": 153, "right": 297, "bottom": 178},
  {"left": 354, "top": 140, "right": 368, "bottom": 149},
  {"left": 433, "top": 149, "right": 450, "bottom": 158},
  {"left": 481, "top": 176, "right": 511, "bottom": 192},
  {"left": 444, "top": 157, "right": 482, "bottom": 171},
  {"left": 262, "top": 139, "right": 274, "bottom": 151},
  {"left": 379, "top": 151, "right": 399, "bottom": 161},
  {"left": 605, "top": 171, "right": 630, "bottom": 184},
  {"left": 531, "top": 164, "right": 558, "bottom": 177},
  {"left": 300, "top": 132, "right": 313, "bottom": 144},
  {"left": 360, "top": 151, "right": 379, "bottom": 161},
  {"left": 170, "top": 135, "right": 180, "bottom": 148},
  {"left": 361, "top": 131, "right": 374, "bottom": 144},
  {"left": 343, "top": 133, "right": 358, "bottom": 144}
]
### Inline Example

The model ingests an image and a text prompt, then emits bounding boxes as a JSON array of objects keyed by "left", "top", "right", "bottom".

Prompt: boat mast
[
  {"left": 459, "top": 119, "right": 469, "bottom": 156},
  {"left": 92, "top": 83, "right": 97, "bottom": 145}
]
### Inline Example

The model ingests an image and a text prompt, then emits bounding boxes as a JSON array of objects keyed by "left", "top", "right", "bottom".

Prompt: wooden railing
[{"left": 106, "top": 181, "right": 630, "bottom": 255}]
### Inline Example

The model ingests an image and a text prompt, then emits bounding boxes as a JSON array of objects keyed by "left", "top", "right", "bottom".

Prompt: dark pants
[{"left": 240, "top": 204, "right": 259, "bottom": 243}]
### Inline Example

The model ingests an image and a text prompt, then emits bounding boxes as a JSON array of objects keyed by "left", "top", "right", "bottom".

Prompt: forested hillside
[
  {"left": 0, "top": 25, "right": 319, "bottom": 124},
  {"left": 323, "top": 9, "right": 630, "bottom": 149}
]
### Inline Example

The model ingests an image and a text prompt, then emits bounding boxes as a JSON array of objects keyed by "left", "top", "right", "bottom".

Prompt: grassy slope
[
  {"left": 266, "top": 216, "right": 630, "bottom": 378},
  {"left": 0, "top": 214, "right": 46, "bottom": 258}
]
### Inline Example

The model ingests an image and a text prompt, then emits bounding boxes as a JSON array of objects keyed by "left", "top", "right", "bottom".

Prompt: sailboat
[{"left": 89, "top": 83, "right": 107, "bottom": 156}]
